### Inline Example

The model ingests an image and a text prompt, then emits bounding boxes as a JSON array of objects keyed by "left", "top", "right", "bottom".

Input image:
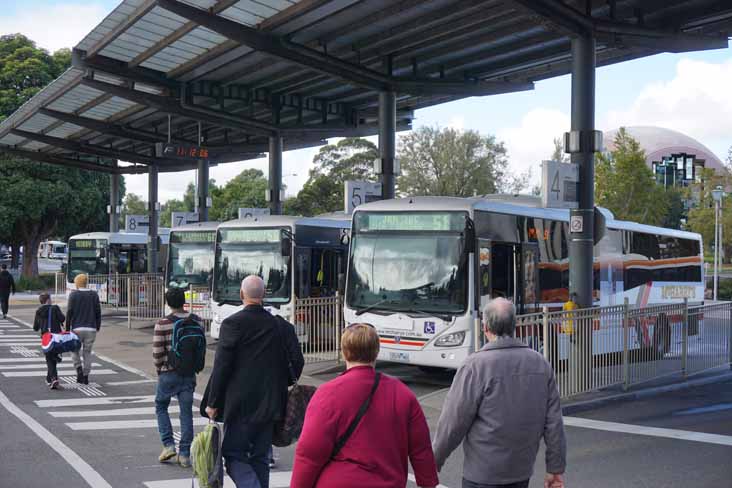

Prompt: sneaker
[
  {"left": 76, "top": 367, "right": 84, "bottom": 384},
  {"left": 269, "top": 458, "right": 276, "bottom": 469},
  {"left": 177, "top": 454, "right": 191, "bottom": 468},
  {"left": 82, "top": 375, "right": 89, "bottom": 385},
  {"left": 50, "top": 379, "right": 59, "bottom": 390},
  {"left": 158, "top": 446, "right": 177, "bottom": 463}
]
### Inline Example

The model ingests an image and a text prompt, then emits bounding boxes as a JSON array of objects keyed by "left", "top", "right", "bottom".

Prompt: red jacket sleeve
[
  {"left": 291, "top": 390, "right": 339, "bottom": 488},
  {"left": 408, "top": 394, "right": 439, "bottom": 487}
]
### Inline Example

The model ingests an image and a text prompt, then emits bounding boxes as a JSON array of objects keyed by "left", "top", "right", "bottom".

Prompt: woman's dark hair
[{"left": 165, "top": 287, "right": 186, "bottom": 310}]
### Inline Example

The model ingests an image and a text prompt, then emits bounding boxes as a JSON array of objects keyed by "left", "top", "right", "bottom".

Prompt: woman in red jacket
[{"left": 291, "top": 323, "right": 439, "bottom": 488}]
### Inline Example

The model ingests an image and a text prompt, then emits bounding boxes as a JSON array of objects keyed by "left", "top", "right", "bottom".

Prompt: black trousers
[
  {"left": 45, "top": 352, "right": 60, "bottom": 382},
  {"left": 463, "top": 479, "right": 530, "bottom": 488},
  {"left": 0, "top": 294, "right": 9, "bottom": 316}
]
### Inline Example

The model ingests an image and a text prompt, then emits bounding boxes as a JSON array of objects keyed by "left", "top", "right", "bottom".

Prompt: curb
[{"left": 562, "top": 370, "right": 732, "bottom": 415}]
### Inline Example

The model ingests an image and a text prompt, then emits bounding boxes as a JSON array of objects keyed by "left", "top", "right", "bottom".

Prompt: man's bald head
[
  {"left": 483, "top": 298, "right": 516, "bottom": 338},
  {"left": 240, "top": 275, "right": 265, "bottom": 305}
]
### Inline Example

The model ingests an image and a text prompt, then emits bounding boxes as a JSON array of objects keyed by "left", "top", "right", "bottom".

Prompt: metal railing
[
  {"left": 293, "top": 295, "right": 343, "bottom": 364},
  {"left": 185, "top": 285, "right": 213, "bottom": 330},
  {"left": 516, "top": 300, "right": 732, "bottom": 399}
]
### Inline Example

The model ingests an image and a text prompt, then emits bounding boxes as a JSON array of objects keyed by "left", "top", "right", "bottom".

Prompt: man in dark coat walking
[
  {"left": 205, "top": 275, "right": 301, "bottom": 488},
  {"left": 0, "top": 264, "right": 16, "bottom": 318}
]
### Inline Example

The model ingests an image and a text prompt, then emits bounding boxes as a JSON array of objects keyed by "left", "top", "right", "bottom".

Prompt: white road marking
[
  {"left": 0, "top": 357, "right": 46, "bottom": 363},
  {"left": 0, "top": 387, "right": 113, "bottom": 488},
  {"left": 95, "top": 353, "right": 154, "bottom": 379},
  {"left": 0, "top": 362, "right": 102, "bottom": 370},
  {"left": 66, "top": 417, "right": 208, "bottom": 431},
  {"left": 0, "top": 341, "right": 42, "bottom": 346},
  {"left": 144, "top": 472, "right": 292, "bottom": 488},
  {"left": 106, "top": 379, "right": 157, "bottom": 386},
  {"left": 0, "top": 325, "right": 20, "bottom": 328},
  {"left": 36, "top": 395, "right": 158, "bottom": 407},
  {"left": 0, "top": 334, "right": 41, "bottom": 338},
  {"left": 3, "top": 369, "right": 116, "bottom": 378},
  {"left": 564, "top": 416, "right": 732, "bottom": 446},
  {"left": 49, "top": 406, "right": 184, "bottom": 418},
  {"left": 58, "top": 377, "right": 106, "bottom": 397}
]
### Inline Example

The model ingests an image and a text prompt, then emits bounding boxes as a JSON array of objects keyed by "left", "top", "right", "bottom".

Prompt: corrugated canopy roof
[{"left": 1, "top": 0, "right": 731, "bottom": 174}]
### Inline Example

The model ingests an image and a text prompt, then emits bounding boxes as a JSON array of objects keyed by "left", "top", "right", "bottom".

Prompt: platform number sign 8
[{"left": 128, "top": 217, "right": 137, "bottom": 231}]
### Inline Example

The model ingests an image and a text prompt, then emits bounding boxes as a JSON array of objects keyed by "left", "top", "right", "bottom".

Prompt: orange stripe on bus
[{"left": 379, "top": 339, "right": 426, "bottom": 347}]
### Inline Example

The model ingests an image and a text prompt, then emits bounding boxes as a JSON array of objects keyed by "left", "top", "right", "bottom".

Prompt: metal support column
[
  {"left": 378, "top": 91, "right": 396, "bottom": 200},
  {"left": 109, "top": 161, "right": 120, "bottom": 233},
  {"left": 147, "top": 164, "right": 159, "bottom": 273},
  {"left": 568, "top": 35, "right": 596, "bottom": 392},
  {"left": 568, "top": 35, "right": 596, "bottom": 307},
  {"left": 197, "top": 159, "right": 209, "bottom": 221},
  {"left": 268, "top": 135, "right": 283, "bottom": 215}
]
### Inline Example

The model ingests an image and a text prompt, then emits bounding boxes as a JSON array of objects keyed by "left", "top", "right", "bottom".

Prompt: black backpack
[{"left": 167, "top": 315, "right": 206, "bottom": 376}]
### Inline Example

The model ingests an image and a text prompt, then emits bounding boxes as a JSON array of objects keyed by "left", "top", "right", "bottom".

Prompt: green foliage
[
  {"left": 210, "top": 169, "right": 267, "bottom": 221},
  {"left": 288, "top": 138, "right": 378, "bottom": 216},
  {"left": 15, "top": 273, "right": 55, "bottom": 292},
  {"left": 122, "top": 193, "right": 147, "bottom": 216},
  {"left": 686, "top": 167, "right": 732, "bottom": 260},
  {"left": 595, "top": 127, "right": 670, "bottom": 226},
  {"left": 550, "top": 137, "right": 569, "bottom": 163},
  {"left": 396, "top": 126, "right": 518, "bottom": 197},
  {"left": 160, "top": 183, "right": 197, "bottom": 227},
  {"left": 717, "top": 279, "right": 732, "bottom": 301}
]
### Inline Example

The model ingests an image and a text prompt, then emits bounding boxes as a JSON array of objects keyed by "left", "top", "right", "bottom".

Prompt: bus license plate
[{"left": 389, "top": 352, "right": 410, "bottom": 362}]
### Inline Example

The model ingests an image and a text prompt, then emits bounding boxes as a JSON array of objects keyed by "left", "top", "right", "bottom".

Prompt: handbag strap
[
  {"left": 46, "top": 306, "right": 53, "bottom": 333},
  {"left": 331, "top": 372, "right": 381, "bottom": 459}
]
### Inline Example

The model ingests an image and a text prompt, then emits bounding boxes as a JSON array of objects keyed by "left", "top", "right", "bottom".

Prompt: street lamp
[{"left": 711, "top": 186, "right": 725, "bottom": 301}]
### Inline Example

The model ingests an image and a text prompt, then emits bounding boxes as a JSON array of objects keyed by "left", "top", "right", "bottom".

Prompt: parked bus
[
  {"left": 210, "top": 214, "right": 351, "bottom": 339},
  {"left": 38, "top": 240, "right": 67, "bottom": 260},
  {"left": 165, "top": 221, "right": 218, "bottom": 316},
  {"left": 344, "top": 196, "right": 704, "bottom": 369}
]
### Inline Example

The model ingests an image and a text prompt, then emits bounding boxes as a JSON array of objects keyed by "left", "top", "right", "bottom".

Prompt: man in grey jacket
[
  {"left": 432, "top": 298, "right": 566, "bottom": 488},
  {"left": 67, "top": 273, "right": 102, "bottom": 385}
]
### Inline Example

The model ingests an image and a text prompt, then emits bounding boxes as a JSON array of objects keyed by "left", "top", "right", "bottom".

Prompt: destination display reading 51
[
  {"left": 220, "top": 228, "right": 282, "bottom": 243},
  {"left": 355, "top": 212, "right": 465, "bottom": 232},
  {"left": 171, "top": 231, "right": 215, "bottom": 244}
]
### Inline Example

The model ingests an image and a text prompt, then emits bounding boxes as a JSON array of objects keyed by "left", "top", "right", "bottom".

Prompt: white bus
[
  {"left": 344, "top": 196, "right": 704, "bottom": 369},
  {"left": 38, "top": 240, "right": 67, "bottom": 260},
  {"left": 210, "top": 214, "right": 351, "bottom": 339},
  {"left": 165, "top": 222, "right": 218, "bottom": 316}
]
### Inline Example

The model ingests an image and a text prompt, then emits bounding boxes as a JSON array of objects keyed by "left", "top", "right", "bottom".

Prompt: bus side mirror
[{"left": 281, "top": 236, "right": 291, "bottom": 257}]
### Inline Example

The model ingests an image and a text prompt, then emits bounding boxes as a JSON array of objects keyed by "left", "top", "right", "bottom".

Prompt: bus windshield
[
  {"left": 167, "top": 241, "right": 214, "bottom": 288},
  {"left": 68, "top": 248, "right": 107, "bottom": 280},
  {"left": 347, "top": 212, "right": 469, "bottom": 315},
  {"left": 214, "top": 228, "right": 290, "bottom": 304}
]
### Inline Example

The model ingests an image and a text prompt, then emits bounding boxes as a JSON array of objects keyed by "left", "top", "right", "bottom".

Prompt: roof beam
[
  {"left": 80, "top": 77, "right": 276, "bottom": 136},
  {"left": 73, "top": 50, "right": 177, "bottom": 90},
  {"left": 514, "top": 0, "right": 728, "bottom": 52},
  {"left": 10, "top": 129, "right": 160, "bottom": 165},
  {"left": 155, "top": 0, "right": 531, "bottom": 96},
  {"left": 39, "top": 108, "right": 164, "bottom": 145},
  {"left": 86, "top": 0, "right": 158, "bottom": 58},
  {"left": 0, "top": 146, "right": 121, "bottom": 174}
]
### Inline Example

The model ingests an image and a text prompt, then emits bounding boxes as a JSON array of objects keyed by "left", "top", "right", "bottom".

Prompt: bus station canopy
[{"left": 0, "top": 0, "right": 730, "bottom": 175}]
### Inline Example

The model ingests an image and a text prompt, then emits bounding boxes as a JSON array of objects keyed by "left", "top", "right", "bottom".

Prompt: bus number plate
[{"left": 389, "top": 352, "right": 410, "bottom": 362}]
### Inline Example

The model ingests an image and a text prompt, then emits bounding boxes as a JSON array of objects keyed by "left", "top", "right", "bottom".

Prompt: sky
[{"left": 4, "top": 0, "right": 732, "bottom": 203}]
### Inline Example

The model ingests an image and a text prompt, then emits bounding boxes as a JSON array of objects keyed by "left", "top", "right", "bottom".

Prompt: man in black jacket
[
  {"left": 0, "top": 264, "right": 16, "bottom": 318},
  {"left": 205, "top": 275, "right": 300, "bottom": 488}
]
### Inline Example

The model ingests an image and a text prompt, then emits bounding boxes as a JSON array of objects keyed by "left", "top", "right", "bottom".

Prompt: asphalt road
[{"left": 1, "top": 313, "right": 731, "bottom": 488}]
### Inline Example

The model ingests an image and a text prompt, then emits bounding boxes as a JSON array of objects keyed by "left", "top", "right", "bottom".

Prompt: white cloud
[
  {"left": 602, "top": 57, "right": 732, "bottom": 156},
  {"left": 498, "top": 108, "right": 570, "bottom": 185},
  {"left": 447, "top": 116, "right": 465, "bottom": 131},
  {"left": 0, "top": 3, "right": 108, "bottom": 53}
]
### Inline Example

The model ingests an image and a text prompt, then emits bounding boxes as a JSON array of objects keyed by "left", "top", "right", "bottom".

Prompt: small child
[{"left": 33, "top": 293, "right": 66, "bottom": 389}]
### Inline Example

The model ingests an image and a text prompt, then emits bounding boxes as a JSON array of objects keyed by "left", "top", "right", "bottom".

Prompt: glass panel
[
  {"left": 214, "top": 242, "right": 290, "bottom": 303},
  {"left": 167, "top": 242, "right": 214, "bottom": 287}
]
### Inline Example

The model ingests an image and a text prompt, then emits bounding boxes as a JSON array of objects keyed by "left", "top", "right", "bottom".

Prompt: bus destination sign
[
  {"left": 358, "top": 212, "right": 463, "bottom": 232},
  {"left": 155, "top": 143, "right": 213, "bottom": 160},
  {"left": 171, "top": 231, "right": 216, "bottom": 244},
  {"left": 70, "top": 239, "right": 102, "bottom": 249},
  {"left": 220, "top": 228, "right": 281, "bottom": 243}
]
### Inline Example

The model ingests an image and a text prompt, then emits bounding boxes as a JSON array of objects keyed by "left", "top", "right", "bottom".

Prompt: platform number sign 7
[{"left": 175, "top": 215, "right": 185, "bottom": 226}]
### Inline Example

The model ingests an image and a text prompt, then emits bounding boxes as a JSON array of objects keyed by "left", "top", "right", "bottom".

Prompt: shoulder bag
[{"left": 330, "top": 372, "right": 381, "bottom": 458}]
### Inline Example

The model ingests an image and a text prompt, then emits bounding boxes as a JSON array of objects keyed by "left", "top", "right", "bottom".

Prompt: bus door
[
  {"left": 490, "top": 242, "right": 518, "bottom": 303},
  {"left": 519, "top": 243, "right": 540, "bottom": 314}
]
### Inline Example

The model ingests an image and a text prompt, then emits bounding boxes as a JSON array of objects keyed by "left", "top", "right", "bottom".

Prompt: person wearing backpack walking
[
  {"left": 154, "top": 286, "right": 206, "bottom": 468},
  {"left": 33, "top": 292, "right": 65, "bottom": 390}
]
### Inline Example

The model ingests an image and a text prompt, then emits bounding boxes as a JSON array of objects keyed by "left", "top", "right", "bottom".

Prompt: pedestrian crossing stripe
[
  {"left": 144, "top": 472, "right": 293, "bottom": 488},
  {"left": 0, "top": 362, "right": 102, "bottom": 370},
  {"left": 48, "top": 406, "right": 187, "bottom": 418},
  {"left": 0, "top": 342, "right": 42, "bottom": 346},
  {"left": 0, "top": 357, "right": 47, "bottom": 362},
  {"left": 66, "top": 418, "right": 208, "bottom": 431},
  {"left": 36, "top": 395, "right": 159, "bottom": 407},
  {"left": 3, "top": 369, "right": 117, "bottom": 377}
]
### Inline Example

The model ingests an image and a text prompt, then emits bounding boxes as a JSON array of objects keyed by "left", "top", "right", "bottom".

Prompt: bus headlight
[{"left": 435, "top": 331, "right": 465, "bottom": 347}]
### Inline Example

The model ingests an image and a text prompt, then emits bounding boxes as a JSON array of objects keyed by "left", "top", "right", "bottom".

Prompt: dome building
[{"left": 603, "top": 126, "right": 726, "bottom": 189}]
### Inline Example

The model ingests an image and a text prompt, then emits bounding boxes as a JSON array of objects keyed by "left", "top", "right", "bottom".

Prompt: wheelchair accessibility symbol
[{"left": 424, "top": 321, "right": 436, "bottom": 334}]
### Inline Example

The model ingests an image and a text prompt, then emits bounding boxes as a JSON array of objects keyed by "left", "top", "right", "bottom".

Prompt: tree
[
  {"left": 289, "top": 138, "right": 378, "bottom": 216},
  {"left": 396, "top": 126, "right": 520, "bottom": 197},
  {"left": 686, "top": 168, "right": 732, "bottom": 260},
  {"left": 160, "top": 183, "right": 196, "bottom": 227},
  {"left": 210, "top": 169, "right": 267, "bottom": 221},
  {"left": 550, "top": 137, "right": 570, "bottom": 163},
  {"left": 0, "top": 35, "right": 110, "bottom": 276},
  {"left": 122, "top": 193, "right": 147, "bottom": 216},
  {"left": 595, "top": 127, "right": 670, "bottom": 226}
]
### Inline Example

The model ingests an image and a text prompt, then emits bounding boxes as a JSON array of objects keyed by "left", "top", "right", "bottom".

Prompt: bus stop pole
[
  {"left": 148, "top": 164, "right": 159, "bottom": 273},
  {"left": 378, "top": 91, "right": 396, "bottom": 200},
  {"left": 268, "top": 135, "right": 283, "bottom": 215},
  {"left": 568, "top": 34, "right": 596, "bottom": 392},
  {"left": 109, "top": 161, "right": 120, "bottom": 233}
]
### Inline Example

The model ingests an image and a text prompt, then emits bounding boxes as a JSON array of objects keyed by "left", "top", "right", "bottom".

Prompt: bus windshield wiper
[
  {"left": 355, "top": 297, "right": 396, "bottom": 316},
  {"left": 397, "top": 282, "right": 435, "bottom": 293},
  {"left": 216, "top": 298, "right": 241, "bottom": 306},
  {"left": 404, "top": 304, "right": 453, "bottom": 322}
]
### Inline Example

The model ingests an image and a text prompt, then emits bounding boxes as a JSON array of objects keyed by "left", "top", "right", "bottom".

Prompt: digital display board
[
  {"left": 355, "top": 212, "right": 464, "bottom": 232},
  {"left": 155, "top": 143, "right": 212, "bottom": 160},
  {"left": 171, "top": 231, "right": 216, "bottom": 244},
  {"left": 220, "top": 228, "right": 282, "bottom": 243},
  {"left": 70, "top": 239, "right": 103, "bottom": 249}
]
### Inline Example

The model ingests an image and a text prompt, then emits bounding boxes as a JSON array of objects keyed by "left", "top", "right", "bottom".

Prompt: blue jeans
[
  {"left": 222, "top": 421, "right": 272, "bottom": 488},
  {"left": 155, "top": 372, "right": 195, "bottom": 456}
]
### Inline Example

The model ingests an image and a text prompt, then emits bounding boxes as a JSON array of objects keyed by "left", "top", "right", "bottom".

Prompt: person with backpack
[
  {"left": 33, "top": 292, "right": 65, "bottom": 390},
  {"left": 153, "top": 286, "right": 206, "bottom": 468},
  {"left": 0, "top": 264, "right": 16, "bottom": 318}
]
